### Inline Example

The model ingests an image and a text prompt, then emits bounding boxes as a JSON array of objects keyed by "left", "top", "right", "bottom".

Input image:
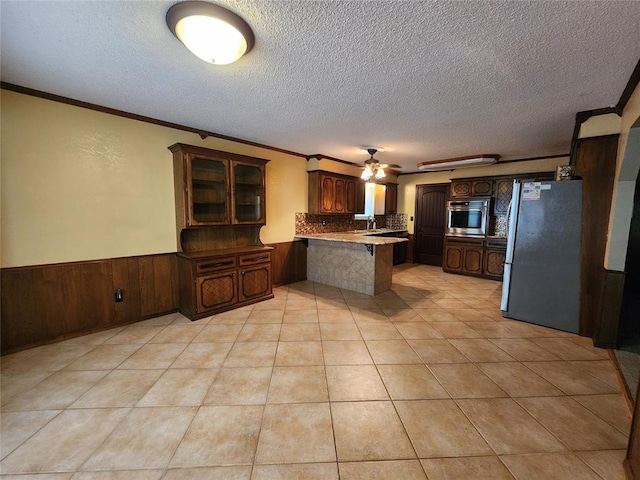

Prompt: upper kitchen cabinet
[
  {"left": 170, "top": 143, "right": 268, "bottom": 228},
  {"left": 308, "top": 171, "right": 364, "bottom": 214},
  {"left": 385, "top": 183, "right": 398, "bottom": 213},
  {"left": 492, "top": 173, "right": 554, "bottom": 215},
  {"left": 450, "top": 178, "right": 493, "bottom": 198},
  {"left": 493, "top": 178, "right": 514, "bottom": 215}
]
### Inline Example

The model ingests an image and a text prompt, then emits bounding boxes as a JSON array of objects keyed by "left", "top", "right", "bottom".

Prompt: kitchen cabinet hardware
[
  {"left": 202, "top": 261, "right": 233, "bottom": 269},
  {"left": 244, "top": 256, "right": 269, "bottom": 262}
]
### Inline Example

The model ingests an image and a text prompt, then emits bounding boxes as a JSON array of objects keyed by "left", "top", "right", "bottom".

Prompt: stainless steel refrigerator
[{"left": 500, "top": 180, "right": 582, "bottom": 333}]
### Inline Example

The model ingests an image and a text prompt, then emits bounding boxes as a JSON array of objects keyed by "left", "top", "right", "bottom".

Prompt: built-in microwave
[{"left": 446, "top": 199, "right": 489, "bottom": 237}]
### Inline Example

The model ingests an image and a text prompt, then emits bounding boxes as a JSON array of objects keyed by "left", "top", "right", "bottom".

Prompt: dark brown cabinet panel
[
  {"left": 443, "top": 237, "right": 484, "bottom": 276},
  {"left": 494, "top": 179, "right": 514, "bottom": 215},
  {"left": 450, "top": 179, "right": 493, "bottom": 198},
  {"left": 321, "top": 175, "right": 335, "bottom": 212},
  {"left": 484, "top": 249, "right": 506, "bottom": 279},
  {"left": 177, "top": 247, "right": 273, "bottom": 320},
  {"left": 309, "top": 171, "right": 364, "bottom": 214},
  {"left": 239, "top": 264, "right": 272, "bottom": 301},
  {"left": 443, "top": 244, "right": 463, "bottom": 272},
  {"left": 356, "top": 181, "right": 366, "bottom": 213},
  {"left": 573, "top": 135, "right": 619, "bottom": 343},
  {"left": 472, "top": 179, "right": 493, "bottom": 196},
  {"left": 334, "top": 178, "right": 346, "bottom": 213},
  {"left": 443, "top": 236, "right": 504, "bottom": 278},
  {"left": 450, "top": 180, "right": 473, "bottom": 197},
  {"left": 385, "top": 183, "right": 398, "bottom": 213},
  {"left": 346, "top": 180, "right": 357, "bottom": 212},
  {"left": 463, "top": 247, "right": 484, "bottom": 275},
  {"left": 197, "top": 271, "right": 238, "bottom": 311},
  {"left": 170, "top": 143, "right": 267, "bottom": 230}
]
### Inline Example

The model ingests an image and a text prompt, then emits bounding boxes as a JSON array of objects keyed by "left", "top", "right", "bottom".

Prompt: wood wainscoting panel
[
  {"left": 268, "top": 240, "right": 307, "bottom": 286},
  {"left": 406, "top": 234, "right": 415, "bottom": 264},
  {"left": 1, "top": 253, "right": 178, "bottom": 354},
  {"left": 573, "top": 135, "right": 619, "bottom": 340},
  {"left": 1, "top": 269, "right": 54, "bottom": 352},
  {"left": 111, "top": 257, "right": 141, "bottom": 325},
  {"left": 595, "top": 269, "right": 626, "bottom": 348},
  {"left": 62, "top": 261, "right": 115, "bottom": 333},
  {"left": 138, "top": 254, "right": 178, "bottom": 318}
]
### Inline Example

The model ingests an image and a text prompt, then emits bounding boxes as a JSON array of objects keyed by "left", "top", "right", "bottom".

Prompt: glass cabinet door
[
  {"left": 232, "top": 162, "right": 265, "bottom": 224},
  {"left": 189, "top": 157, "right": 229, "bottom": 225}
]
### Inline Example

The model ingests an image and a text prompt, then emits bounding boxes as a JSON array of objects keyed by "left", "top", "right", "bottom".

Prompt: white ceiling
[{"left": 2, "top": 1, "right": 640, "bottom": 173}]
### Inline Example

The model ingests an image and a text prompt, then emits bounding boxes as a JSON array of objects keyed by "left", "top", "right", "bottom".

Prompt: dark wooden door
[{"left": 414, "top": 184, "right": 448, "bottom": 265}]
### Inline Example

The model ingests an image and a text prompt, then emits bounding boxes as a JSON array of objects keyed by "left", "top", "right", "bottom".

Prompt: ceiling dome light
[
  {"left": 417, "top": 155, "right": 500, "bottom": 172},
  {"left": 166, "top": 1, "right": 254, "bottom": 65}
]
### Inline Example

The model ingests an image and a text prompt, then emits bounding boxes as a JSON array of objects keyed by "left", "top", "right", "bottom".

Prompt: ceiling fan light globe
[
  {"left": 361, "top": 166, "right": 373, "bottom": 180},
  {"left": 375, "top": 168, "right": 385, "bottom": 179}
]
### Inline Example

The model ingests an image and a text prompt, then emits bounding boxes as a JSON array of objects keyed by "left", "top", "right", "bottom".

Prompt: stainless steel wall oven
[{"left": 446, "top": 199, "right": 489, "bottom": 237}]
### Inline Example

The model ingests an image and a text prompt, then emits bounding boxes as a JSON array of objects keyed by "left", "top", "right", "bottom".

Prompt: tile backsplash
[
  {"left": 295, "top": 213, "right": 408, "bottom": 235},
  {"left": 493, "top": 215, "right": 507, "bottom": 237}
]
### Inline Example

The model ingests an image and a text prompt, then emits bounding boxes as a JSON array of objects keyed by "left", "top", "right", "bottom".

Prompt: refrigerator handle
[
  {"left": 504, "top": 181, "right": 521, "bottom": 265},
  {"left": 505, "top": 199, "right": 513, "bottom": 239}
]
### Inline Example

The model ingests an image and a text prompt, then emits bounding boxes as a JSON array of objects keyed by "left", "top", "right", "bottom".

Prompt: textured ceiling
[{"left": 2, "top": 1, "right": 640, "bottom": 173}]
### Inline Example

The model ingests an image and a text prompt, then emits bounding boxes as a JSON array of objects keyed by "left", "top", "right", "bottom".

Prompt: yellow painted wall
[
  {"left": 397, "top": 156, "right": 570, "bottom": 234},
  {"left": 606, "top": 82, "right": 640, "bottom": 270},
  {"left": 0, "top": 90, "right": 308, "bottom": 268},
  {"left": 578, "top": 113, "right": 622, "bottom": 138}
]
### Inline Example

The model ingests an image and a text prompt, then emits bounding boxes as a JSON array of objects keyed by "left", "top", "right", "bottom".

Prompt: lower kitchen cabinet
[
  {"left": 484, "top": 238, "right": 507, "bottom": 279},
  {"left": 444, "top": 237, "right": 484, "bottom": 276},
  {"left": 443, "top": 236, "right": 506, "bottom": 279},
  {"left": 178, "top": 246, "right": 273, "bottom": 320}
]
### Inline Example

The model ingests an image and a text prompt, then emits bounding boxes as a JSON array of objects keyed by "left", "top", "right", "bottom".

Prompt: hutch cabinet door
[
  {"left": 239, "top": 264, "right": 272, "bottom": 302},
  {"left": 196, "top": 271, "right": 238, "bottom": 313},
  {"left": 231, "top": 161, "right": 266, "bottom": 224},
  {"left": 187, "top": 156, "right": 230, "bottom": 226}
]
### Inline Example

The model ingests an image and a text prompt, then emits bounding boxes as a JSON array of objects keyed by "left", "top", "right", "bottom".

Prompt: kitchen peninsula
[{"left": 295, "top": 231, "right": 408, "bottom": 295}]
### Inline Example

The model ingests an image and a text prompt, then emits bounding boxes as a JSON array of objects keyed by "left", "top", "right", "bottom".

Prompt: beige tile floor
[{"left": 0, "top": 264, "right": 632, "bottom": 479}]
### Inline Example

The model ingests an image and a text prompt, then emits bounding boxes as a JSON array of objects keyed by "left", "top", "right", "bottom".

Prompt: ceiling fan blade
[{"left": 380, "top": 164, "right": 402, "bottom": 169}]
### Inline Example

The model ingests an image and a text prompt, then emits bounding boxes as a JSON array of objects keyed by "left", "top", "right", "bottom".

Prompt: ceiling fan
[{"left": 360, "top": 148, "right": 401, "bottom": 181}]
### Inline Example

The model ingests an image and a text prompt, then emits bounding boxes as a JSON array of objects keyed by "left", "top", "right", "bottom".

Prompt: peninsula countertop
[{"left": 295, "top": 229, "right": 409, "bottom": 245}]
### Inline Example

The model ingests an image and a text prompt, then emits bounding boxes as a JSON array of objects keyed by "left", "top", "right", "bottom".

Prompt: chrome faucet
[{"left": 367, "top": 216, "right": 376, "bottom": 232}]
